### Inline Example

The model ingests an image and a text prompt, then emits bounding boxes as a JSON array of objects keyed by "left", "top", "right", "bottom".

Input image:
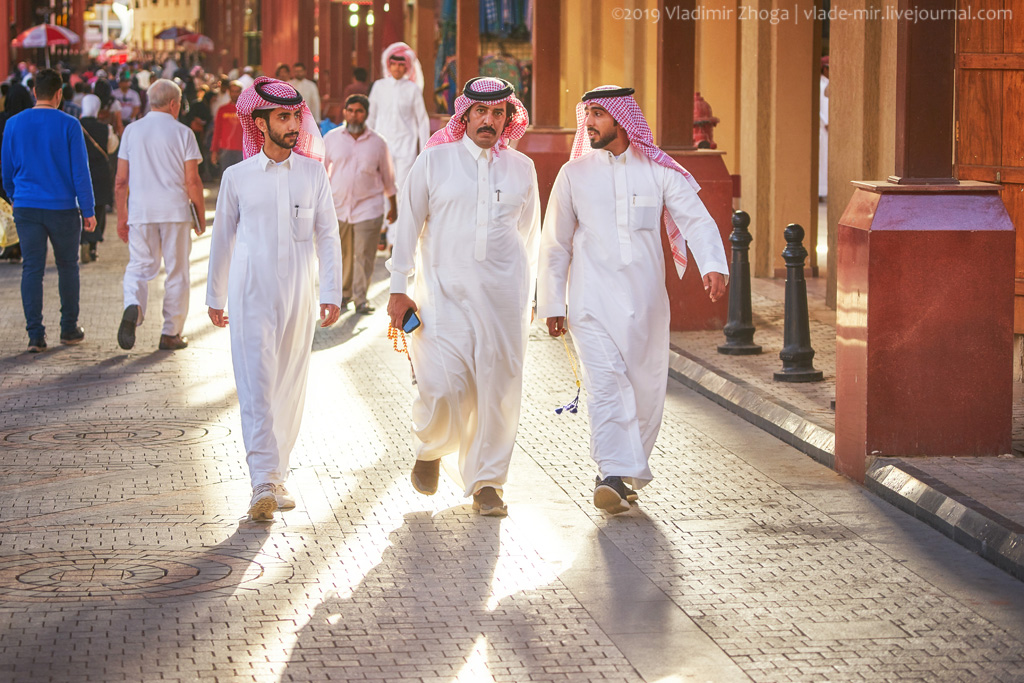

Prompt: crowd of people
[{"left": 0, "top": 43, "right": 731, "bottom": 524}]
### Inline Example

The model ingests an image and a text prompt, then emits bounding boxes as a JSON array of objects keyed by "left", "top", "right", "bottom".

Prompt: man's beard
[
  {"left": 588, "top": 127, "right": 617, "bottom": 149},
  {"left": 346, "top": 122, "right": 366, "bottom": 135},
  {"left": 268, "top": 128, "right": 299, "bottom": 149}
]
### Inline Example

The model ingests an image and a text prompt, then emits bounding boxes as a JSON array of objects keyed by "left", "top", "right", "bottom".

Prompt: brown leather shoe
[
  {"left": 472, "top": 487, "right": 507, "bottom": 517},
  {"left": 158, "top": 334, "right": 188, "bottom": 350},
  {"left": 410, "top": 459, "right": 440, "bottom": 495}
]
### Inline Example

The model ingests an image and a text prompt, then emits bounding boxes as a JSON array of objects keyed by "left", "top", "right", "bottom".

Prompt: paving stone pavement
[{"left": 0, "top": 195, "right": 1023, "bottom": 682}]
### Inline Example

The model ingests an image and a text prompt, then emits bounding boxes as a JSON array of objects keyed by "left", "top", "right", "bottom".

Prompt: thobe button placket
[
  {"left": 474, "top": 154, "right": 489, "bottom": 261},
  {"left": 613, "top": 154, "right": 632, "bottom": 265},
  {"left": 276, "top": 163, "right": 289, "bottom": 279}
]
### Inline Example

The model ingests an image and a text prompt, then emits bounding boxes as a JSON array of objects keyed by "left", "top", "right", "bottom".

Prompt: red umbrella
[
  {"left": 12, "top": 23, "right": 80, "bottom": 48},
  {"left": 175, "top": 33, "right": 214, "bottom": 52},
  {"left": 156, "top": 26, "right": 193, "bottom": 40},
  {"left": 11, "top": 24, "right": 80, "bottom": 67}
]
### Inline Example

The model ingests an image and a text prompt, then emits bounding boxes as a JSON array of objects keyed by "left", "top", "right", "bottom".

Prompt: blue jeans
[{"left": 15, "top": 207, "right": 83, "bottom": 339}]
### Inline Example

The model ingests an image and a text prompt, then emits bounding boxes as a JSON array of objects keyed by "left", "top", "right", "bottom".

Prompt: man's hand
[
  {"left": 703, "top": 272, "right": 727, "bottom": 303},
  {"left": 388, "top": 293, "right": 417, "bottom": 330},
  {"left": 83, "top": 216, "right": 97, "bottom": 232},
  {"left": 193, "top": 220, "right": 205, "bottom": 237},
  {"left": 320, "top": 303, "right": 341, "bottom": 327},
  {"left": 210, "top": 150, "right": 219, "bottom": 166},
  {"left": 546, "top": 316, "right": 567, "bottom": 337},
  {"left": 386, "top": 206, "right": 398, "bottom": 224},
  {"left": 117, "top": 220, "right": 129, "bottom": 243},
  {"left": 208, "top": 307, "right": 228, "bottom": 327}
]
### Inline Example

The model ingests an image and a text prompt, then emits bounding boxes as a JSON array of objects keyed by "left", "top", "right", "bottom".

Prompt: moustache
[
  {"left": 587, "top": 127, "right": 599, "bottom": 135},
  {"left": 476, "top": 126, "right": 496, "bottom": 135}
]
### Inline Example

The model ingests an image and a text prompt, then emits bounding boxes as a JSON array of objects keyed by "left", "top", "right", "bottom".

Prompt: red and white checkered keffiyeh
[
  {"left": 236, "top": 76, "right": 324, "bottom": 162},
  {"left": 381, "top": 42, "right": 425, "bottom": 92},
  {"left": 573, "top": 85, "right": 701, "bottom": 278},
  {"left": 425, "top": 77, "right": 529, "bottom": 156}
]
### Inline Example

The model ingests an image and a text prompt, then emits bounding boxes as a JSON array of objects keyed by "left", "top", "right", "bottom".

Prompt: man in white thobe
[
  {"left": 290, "top": 62, "right": 322, "bottom": 123},
  {"left": 537, "top": 86, "right": 729, "bottom": 515},
  {"left": 115, "top": 79, "right": 206, "bottom": 352},
  {"left": 386, "top": 77, "right": 540, "bottom": 516},
  {"left": 367, "top": 42, "right": 430, "bottom": 245},
  {"left": 207, "top": 77, "right": 343, "bottom": 521}
]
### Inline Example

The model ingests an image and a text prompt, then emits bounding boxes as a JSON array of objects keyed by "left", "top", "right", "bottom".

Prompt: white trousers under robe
[{"left": 123, "top": 222, "right": 192, "bottom": 336}]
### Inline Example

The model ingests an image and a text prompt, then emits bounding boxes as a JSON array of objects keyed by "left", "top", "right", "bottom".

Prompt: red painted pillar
[
  {"left": 456, "top": 0, "right": 478, "bottom": 85},
  {"left": 0, "top": 0, "right": 9, "bottom": 79},
  {"left": 834, "top": 0, "right": 1014, "bottom": 481},
  {"left": 657, "top": 0, "right": 729, "bottom": 331}
]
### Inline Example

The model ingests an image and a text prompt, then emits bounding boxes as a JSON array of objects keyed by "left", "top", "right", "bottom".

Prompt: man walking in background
[
  {"left": 115, "top": 78, "right": 206, "bottom": 352},
  {"left": 367, "top": 42, "right": 430, "bottom": 246},
  {"left": 211, "top": 80, "right": 244, "bottom": 171},
  {"left": 290, "top": 62, "right": 321, "bottom": 123},
  {"left": 324, "top": 94, "right": 397, "bottom": 314},
  {"left": 2, "top": 68, "right": 95, "bottom": 352}
]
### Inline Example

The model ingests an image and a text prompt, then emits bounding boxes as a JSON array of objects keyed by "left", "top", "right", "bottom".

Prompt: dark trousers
[
  {"left": 81, "top": 206, "right": 106, "bottom": 246},
  {"left": 15, "top": 207, "right": 83, "bottom": 339}
]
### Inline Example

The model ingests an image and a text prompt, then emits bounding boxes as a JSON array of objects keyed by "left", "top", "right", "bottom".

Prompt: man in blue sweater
[{"left": 2, "top": 69, "right": 96, "bottom": 352}]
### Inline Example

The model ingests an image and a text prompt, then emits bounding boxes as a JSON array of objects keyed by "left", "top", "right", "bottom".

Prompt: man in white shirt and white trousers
[
  {"left": 537, "top": 86, "right": 729, "bottom": 515},
  {"left": 386, "top": 77, "right": 540, "bottom": 516},
  {"left": 115, "top": 79, "right": 206, "bottom": 352},
  {"left": 206, "top": 77, "right": 343, "bottom": 521},
  {"left": 367, "top": 42, "right": 430, "bottom": 245}
]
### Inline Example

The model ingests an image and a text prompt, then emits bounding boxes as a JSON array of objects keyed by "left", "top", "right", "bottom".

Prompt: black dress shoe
[
  {"left": 59, "top": 326, "right": 85, "bottom": 345},
  {"left": 118, "top": 305, "right": 139, "bottom": 350},
  {"left": 27, "top": 337, "right": 46, "bottom": 353}
]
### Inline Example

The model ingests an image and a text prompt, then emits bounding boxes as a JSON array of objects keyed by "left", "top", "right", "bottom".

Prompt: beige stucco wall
[
  {"left": 129, "top": 0, "right": 200, "bottom": 51},
  {"left": 825, "top": 0, "right": 898, "bottom": 306}
]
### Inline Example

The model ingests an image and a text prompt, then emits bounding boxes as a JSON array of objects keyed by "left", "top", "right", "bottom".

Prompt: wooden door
[{"left": 955, "top": 1, "right": 1024, "bottom": 330}]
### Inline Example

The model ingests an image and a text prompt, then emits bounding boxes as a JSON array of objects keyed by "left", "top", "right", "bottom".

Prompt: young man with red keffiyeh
[
  {"left": 205, "top": 77, "right": 343, "bottom": 522},
  {"left": 386, "top": 77, "right": 541, "bottom": 517},
  {"left": 537, "top": 86, "right": 729, "bottom": 515}
]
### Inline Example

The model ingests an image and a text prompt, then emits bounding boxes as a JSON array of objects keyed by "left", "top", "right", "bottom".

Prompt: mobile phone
[{"left": 402, "top": 309, "right": 421, "bottom": 334}]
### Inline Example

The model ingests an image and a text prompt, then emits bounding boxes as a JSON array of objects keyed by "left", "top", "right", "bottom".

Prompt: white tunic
[
  {"left": 367, "top": 77, "right": 430, "bottom": 185},
  {"left": 207, "top": 150, "right": 343, "bottom": 487},
  {"left": 537, "top": 145, "right": 728, "bottom": 489},
  {"left": 388, "top": 135, "right": 541, "bottom": 496}
]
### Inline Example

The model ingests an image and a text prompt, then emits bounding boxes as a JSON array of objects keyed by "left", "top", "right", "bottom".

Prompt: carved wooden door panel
[{"left": 955, "top": 2, "right": 1024, "bottom": 329}]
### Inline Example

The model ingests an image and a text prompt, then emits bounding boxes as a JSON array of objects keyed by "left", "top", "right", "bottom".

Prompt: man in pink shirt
[{"left": 323, "top": 94, "right": 397, "bottom": 313}]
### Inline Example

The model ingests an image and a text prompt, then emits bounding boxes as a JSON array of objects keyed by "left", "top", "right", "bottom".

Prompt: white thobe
[
  {"left": 206, "top": 150, "right": 343, "bottom": 488},
  {"left": 537, "top": 146, "right": 728, "bottom": 489},
  {"left": 388, "top": 135, "right": 541, "bottom": 496},
  {"left": 290, "top": 78, "right": 322, "bottom": 123}
]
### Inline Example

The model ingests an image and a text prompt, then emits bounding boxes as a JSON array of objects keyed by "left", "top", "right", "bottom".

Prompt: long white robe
[
  {"left": 388, "top": 135, "right": 541, "bottom": 496},
  {"left": 206, "top": 150, "right": 343, "bottom": 487},
  {"left": 368, "top": 77, "right": 431, "bottom": 245},
  {"left": 537, "top": 146, "right": 728, "bottom": 489}
]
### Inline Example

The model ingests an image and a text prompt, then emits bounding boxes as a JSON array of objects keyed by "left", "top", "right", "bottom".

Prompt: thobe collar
[
  {"left": 461, "top": 134, "right": 493, "bottom": 162},
  {"left": 598, "top": 143, "right": 636, "bottom": 166},
  {"left": 257, "top": 148, "right": 294, "bottom": 170},
  {"left": 341, "top": 125, "right": 374, "bottom": 143}
]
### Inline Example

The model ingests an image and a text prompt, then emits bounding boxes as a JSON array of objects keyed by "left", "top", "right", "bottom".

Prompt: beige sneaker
[
  {"left": 274, "top": 484, "right": 296, "bottom": 511},
  {"left": 248, "top": 483, "right": 277, "bottom": 521}
]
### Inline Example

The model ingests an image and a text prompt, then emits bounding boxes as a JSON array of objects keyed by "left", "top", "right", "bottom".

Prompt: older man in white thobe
[
  {"left": 115, "top": 79, "right": 206, "bottom": 352},
  {"left": 367, "top": 42, "right": 430, "bottom": 245},
  {"left": 207, "top": 77, "right": 343, "bottom": 521},
  {"left": 538, "top": 86, "right": 729, "bottom": 515},
  {"left": 386, "top": 77, "right": 540, "bottom": 516}
]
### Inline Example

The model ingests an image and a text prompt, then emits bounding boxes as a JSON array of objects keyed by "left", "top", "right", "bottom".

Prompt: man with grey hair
[{"left": 115, "top": 78, "right": 206, "bottom": 351}]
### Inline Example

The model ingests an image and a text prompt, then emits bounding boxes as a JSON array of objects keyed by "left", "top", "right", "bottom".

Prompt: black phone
[{"left": 402, "top": 309, "right": 421, "bottom": 333}]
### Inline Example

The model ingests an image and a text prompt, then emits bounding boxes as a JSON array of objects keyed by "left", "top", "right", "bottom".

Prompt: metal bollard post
[
  {"left": 718, "top": 210, "right": 762, "bottom": 355},
  {"left": 774, "top": 224, "right": 823, "bottom": 382}
]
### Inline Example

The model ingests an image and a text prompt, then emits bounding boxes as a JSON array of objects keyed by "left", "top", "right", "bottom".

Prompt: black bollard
[
  {"left": 718, "top": 210, "right": 762, "bottom": 355},
  {"left": 774, "top": 224, "right": 823, "bottom": 382}
]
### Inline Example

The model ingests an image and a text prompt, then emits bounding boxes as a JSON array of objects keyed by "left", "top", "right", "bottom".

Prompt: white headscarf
[{"left": 81, "top": 94, "right": 101, "bottom": 119}]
